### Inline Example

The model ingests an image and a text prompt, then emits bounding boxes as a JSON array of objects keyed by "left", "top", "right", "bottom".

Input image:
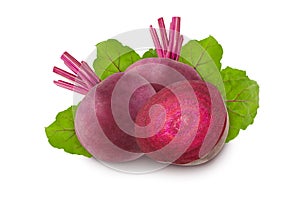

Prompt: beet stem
[
  {"left": 54, "top": 52, "right": 101, "bottom": 94},
  {"left": 61, "top": 52, "right": 81, "bottom": 74},
  {"left": 150, "top": 17, "right": 183, "bottom": 61},
  {"left": 77, "top": 68, "right": 96, "bottom": 89},
  {"left": 172, "top": 17, "right": 181, "bottom": 33},
  {"left": 80, "top": 61, "right": 100, "bottom": 85},
  {"left": 53, "top": 66, "right": 76, "bottom": 81},
  {"left": 53, "top": 66, "right": 87, "bottom": 88},
  {"left": 166, "top": 20, "right": 175, "bottom": 59},
  {"left": 54, "top": 80, "right": 88, "bottom": 95},
  {"left": 157, "top": 17, "right": 169, "bottom": 55},
  {"left": 175, "top": 35, "right": 184, "bottom": 61},
  {"left": 171, "top": 17, "right": 181, "bottom": 60},
  {"left": 63, "top": 52, "right": 100, "bottom": 87},
  {"left": 149, "top": 25, "right": 164, "bottom": 57}
]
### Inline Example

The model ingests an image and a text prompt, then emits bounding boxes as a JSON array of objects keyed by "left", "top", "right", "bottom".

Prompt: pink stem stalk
[
  {"left": 81, "top": 61, "right": 100, "bottom": 85},
  {"left": 150, "top": 17, "right": 183, "bottom": 61},
  {"left": 157, "top": 17, "right": 169, "bottom": 55},
  {"left": 53, "top": 52, "right": 101, "bottom": 95},
  {"left": 53, "top": 66, "right": 77, "bottom": 81},
  {"left": 149, "top": 25, "right": 164, "bottom": 57},
  {"left": 61, "top": 52, "right": 81, "bottom": 74},
  {"left": 171, "top": 17, "right": 181, "bottom": 60},
  {"left": 77, "top": 68, "right": 96, "bottom": 89},
  {"left": 54, "top": 80, "right": 88, "bottom": 95},
  {"left": 175, "top": 35, "right": 184, "bottom": 61},
  {"left": 61, "top": 52, "right": 99, "bottom": 89},
  {"left": 172, "top": 17, "right": 181, "bottom": 33},
  {"left": 166, "top": 20, "right": 175, "bottom": 59},
  {"left": 53, "top": 66, "right": 87, "bottom": 88}
]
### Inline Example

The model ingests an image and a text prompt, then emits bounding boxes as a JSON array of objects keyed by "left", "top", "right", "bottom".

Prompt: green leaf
[
  {"left": 45, "top": 106, "right": 92, "bottom": 157},
  {"left": 93, "top": 39, "right": 141, "bottom": 80},
  {"left": 179, "top": 36, "right": 224, "bottom": 95},
  {"left": 142, "top": 48, "right": 158, "bottom": 58},
  {"left": 179, "top": 36, "right": 223, "bottom": 70},
  {"left": 221, "top": 67, "right": 259, "bottom": 142},
  {"left": 197, "top": 36, "right": 223, "bottom": 70}
]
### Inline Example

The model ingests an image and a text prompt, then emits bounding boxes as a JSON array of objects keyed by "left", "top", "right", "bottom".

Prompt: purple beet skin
[
  {"left": 126, "top": 58, "right": 202, "bottom": 91},
  {"left": 135, "top": 80, "right": 228, "bottom": 165},
  {"left": 75, "top": 72, "right": 156, "bottom": 162}
]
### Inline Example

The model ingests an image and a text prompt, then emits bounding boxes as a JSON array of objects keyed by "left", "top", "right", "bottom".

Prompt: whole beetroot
[
  {"left": 135, "top": 80, "right": 228, "bottom": 165},
  {"left": 52, "top": 16, "right": 228, "bottom": 166},
  {"left": 54, "top": 52, "right": 156, "bottom": 162}
]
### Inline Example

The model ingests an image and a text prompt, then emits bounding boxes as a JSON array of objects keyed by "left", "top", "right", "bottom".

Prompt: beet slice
[{"left": 135, "top": 80, "right": 228, "bottom": 165}]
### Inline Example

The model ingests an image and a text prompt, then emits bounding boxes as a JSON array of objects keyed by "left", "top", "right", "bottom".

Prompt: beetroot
[
  {"left": 132, "top": 17, "right": 228, "bottom": 165},
  {"left": 75, "top": 73, "right": 156, "bottom": 162},
  {"left": 54, "top": 52, "right": 156, "bottom": 162},
  {"left": 135, "top": 80, "right": 228, "bottom": 165},
  {"left": 52, "top": 16, "right": 229, "bottom": 166}
]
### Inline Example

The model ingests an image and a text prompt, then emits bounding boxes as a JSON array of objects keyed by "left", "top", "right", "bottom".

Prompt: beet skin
[
  {"left": 135, "top": 80, "right": 228, "bottom": 165},
  {"left": 75, "top": 73, "right": 156, "bottom": 162},
  {"left": 126, "top": 58, "right": 202, "bottom": 91}
]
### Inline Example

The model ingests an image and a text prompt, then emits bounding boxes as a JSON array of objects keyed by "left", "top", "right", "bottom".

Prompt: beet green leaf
[
  {"left": 142, "top": 48, "right": 158, "bottom": 58},
  {"left": 45, "top": 106, "right": 92, "bottom": 157},
  {"left": 93, "top": 39, "right": 141, "bottom": 80},
  {"left": 221, "top": 67, "right": 259, "bottom": 142},
  {"left": 179, "top": 36, "right": 224, "bottom": 95}
]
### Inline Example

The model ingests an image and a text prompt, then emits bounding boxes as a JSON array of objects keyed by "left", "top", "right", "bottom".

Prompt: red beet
[
  {"left": 53, "top": 52, "right": 157, "bottom": 162},
  {"left": 135, "top": 80, "right": 228, "bottom": 165},
  {"left": 75, "top": 72, "right": 156, "bottom": 162},
  {"left": 53, "top": 17, "right": 228, "bottom": 166}
]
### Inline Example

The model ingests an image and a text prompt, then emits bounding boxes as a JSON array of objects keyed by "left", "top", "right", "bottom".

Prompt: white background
[{"left": 1, "top": 0, "right": 299, "bottom": 199}]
